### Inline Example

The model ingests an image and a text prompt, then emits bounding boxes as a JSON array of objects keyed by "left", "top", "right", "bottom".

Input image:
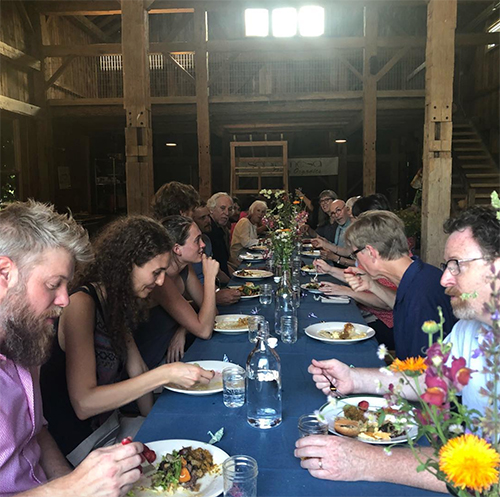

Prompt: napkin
[{"left": 320, "top": 296, "right": 350, "bottom": 304}]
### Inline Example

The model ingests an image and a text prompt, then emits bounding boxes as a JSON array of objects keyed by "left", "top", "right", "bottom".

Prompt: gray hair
[
  {"left": 345, "top": 210, "right": 409, "bottom": 260},
  {"left": 248, "top": 200, "right": 267, "bottom": 215},
  {"left": 0, "top": 200, "right": 93, "bottom": 273},
  {"left": 207, "top": 192, "right": 232, "bottom": 212}
]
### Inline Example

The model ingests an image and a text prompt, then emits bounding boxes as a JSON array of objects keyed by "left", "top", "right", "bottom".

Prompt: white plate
[
  {"left": 233, "top": 269, "right": 273, "bottom": 279},
  {"left": 131, "top": 439, "right": 229, "bottom": 497},
  {"left": 301, "top": 250, "right": 321, "bottom": 257},
  {"left": 164, "top": 360, "right": 231, "bottom": 395},
  {"left": 214, "top": 314, "right": 251, "bottom": 333},
  {"left": 301, "top": 243, "right": 313, "bottom": 250},
  {"left": 227, "top": 285, "right": 260, "bottom": 299},
  {"left": 301, "top": 266, "right": 317, "bottom": 273},
  {"left": 304, "top": 322, "right": 375, "bottom": 344},
  {"left": 239, "top": 252, "right": 264, "bottom": 261},
  {"left": 319, "top": 396, "right": 418, "bottom": 445},
  {"left": 300, "top": 283, "right": 323, "bottom": 294}
]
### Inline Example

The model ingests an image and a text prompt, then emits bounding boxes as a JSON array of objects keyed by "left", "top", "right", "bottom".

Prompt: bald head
[{"left": 330, "top": 199, "right": 349, "bottom": 225}]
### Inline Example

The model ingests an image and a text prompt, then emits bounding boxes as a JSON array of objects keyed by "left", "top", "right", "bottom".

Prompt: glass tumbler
[
  {"left": 248, "top": 315, "right": 265, "bottom": 343},
  {"left": 222, "top": 366, "right": 246, "bottom": 408},
  {"left": 223, "top": 455, "right": 258, "bottom": 497},
  {"left": 298, "top": 414, "right": 329, "bottom": 438},
  {"left": 280, "top": 315, "right": 298, "bottom": 344},
  {"left": 259, "top": 283, "right": 273, "bottom": 305}
]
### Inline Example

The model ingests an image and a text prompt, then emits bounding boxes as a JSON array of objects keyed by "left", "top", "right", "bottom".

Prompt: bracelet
[{"left": 337, "top": 254, "right": 341, "bottom": 264}]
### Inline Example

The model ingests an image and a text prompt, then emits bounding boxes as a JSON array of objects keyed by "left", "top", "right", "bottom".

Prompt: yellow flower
[
  {"left": 389, "top": 357, "right": 427, "bottom": 375},
  {"left": 439, "top": 434, "right": 500, "bottom": 493}
]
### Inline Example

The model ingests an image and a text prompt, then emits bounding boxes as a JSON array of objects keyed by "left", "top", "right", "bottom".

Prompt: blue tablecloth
[{"left": 136, "top": 262, "right": 443, "bottom": 497}]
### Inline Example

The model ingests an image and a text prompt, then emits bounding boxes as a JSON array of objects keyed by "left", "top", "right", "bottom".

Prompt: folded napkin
[{"left": 320, "top": 296, "right": 350, "bottom": 304}]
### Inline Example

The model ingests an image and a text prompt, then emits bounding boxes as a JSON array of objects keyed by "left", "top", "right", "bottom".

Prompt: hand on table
[
  {"left": 202, "top": 254, "right": 220, "bottom": 281},
  {"left": 294, "top": 435, "right": 370, "bottom": 482},
  {"left": 344, "top": 267, "right": 373, "bottom": 293},
  {"left": 164, "top": 363, "right": 214, "bottom": 388},
  {"left": 216, "top": 288, "right": 241, "bottom": 306},
  {"left": 318, "top": 282, "right": 351, "bottom": 296},
  {"left": 58, "top": 442, "right": 143, "bottom": 497},
  {"left": 308, "top": 358, "right": 356, "bottom": 397},
  {"left": 166, "top": 328, "right": 186, "bottom": 363}
]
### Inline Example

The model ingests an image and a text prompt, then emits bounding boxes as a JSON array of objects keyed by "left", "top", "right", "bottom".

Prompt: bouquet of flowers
[
  {"left": 377, "top": 271, "right": 500, "bottom": 496},
  {"left": 259, "top": 189, "right": 308, "bottom": 268}
]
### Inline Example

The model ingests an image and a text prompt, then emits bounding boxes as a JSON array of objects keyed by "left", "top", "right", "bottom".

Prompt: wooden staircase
[{"left": 452, "top": 118, "right": 500, "bottom": 209}]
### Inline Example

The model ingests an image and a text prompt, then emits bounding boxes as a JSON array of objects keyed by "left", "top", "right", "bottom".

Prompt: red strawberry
[
  {"left": 143, "top": 447, "right": 156, "bottom": 463},
  {"left": 121, "top": 436, "right": 133, "bottom": 445},
  {"left": 357, "top": 400, "right": 369, "bottom": 411}
]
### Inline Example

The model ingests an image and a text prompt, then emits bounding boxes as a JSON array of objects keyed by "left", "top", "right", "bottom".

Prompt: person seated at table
[
  {"left": 230, "top": 200, "right": 267, "bottom": 264},
  {"left": 41, "top": 216, "right": 213, "bottom": 466},
  {"left": 1, "top": 201, "right": 144, "bottom": 497},
  {"left": 295, "top": 205, "right": 499, "bottom": 493},
  {"left": 151, "top": 180, "right": 200, "bottom": 219},
  {"left": 139, "top": 215, "right": 220, "bottom": 366},
  {"left": 207, "top": 192, "right": 234, "bottom": 276},
  {"left": 307, "top": 189, "right": 338, "bottom": 240},
  {"left": 345, "top": 195, "right": 361, "bottom": 220}
]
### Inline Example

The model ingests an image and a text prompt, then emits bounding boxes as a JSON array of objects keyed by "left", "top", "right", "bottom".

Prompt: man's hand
[
  {"left": 216, "top": 288, "right": 241, "bottom": 306},
  {"left": 318, "top": 282, "right": 351, "bottom": 296},
  {"left": 344, "top": 267, "right": 374, "bottom": 293},
  {"left": 313, "top": 259, "right": 332, "bottom": 275},
  {"left": 320, "top": 249, "right": 336, "bottom": 261},
  {"left": 308, "top": 358, "right": 357, "bottom": 397}
]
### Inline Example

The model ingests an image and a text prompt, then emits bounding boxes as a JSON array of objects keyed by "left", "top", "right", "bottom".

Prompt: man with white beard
[{"left": 0, "top": 201, "right": 143, "bottom": 497}]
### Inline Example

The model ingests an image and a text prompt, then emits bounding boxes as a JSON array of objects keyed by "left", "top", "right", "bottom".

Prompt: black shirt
[{"left": 207, "top": 217, "right": 230, "bottom": 275}]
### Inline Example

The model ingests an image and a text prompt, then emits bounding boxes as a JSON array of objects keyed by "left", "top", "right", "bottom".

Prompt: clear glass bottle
[
  {"left": 246, "top": 323, "right": 282, "bottom": 429},
  {"left": 274, "top": 266, "right": 296, "bottom": 334}
]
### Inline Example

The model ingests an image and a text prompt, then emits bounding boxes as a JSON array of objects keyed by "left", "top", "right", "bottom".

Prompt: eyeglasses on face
[
  {"left": 350, "top": 246, "right": 366, "bottom": 259},
  {"left": 331, "top": 206, "right": 345, "bottom": 215},
  {"left": 320, "top": 198, "right": 333, "bottom": 205},
  {"left": 440, "top": 257, "right": 486, "bottom": 276}
]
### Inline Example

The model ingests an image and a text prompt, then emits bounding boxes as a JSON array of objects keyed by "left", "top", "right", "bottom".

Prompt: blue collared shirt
[{"left": 393, "top": 257, "right": 457, "bottom": 359}]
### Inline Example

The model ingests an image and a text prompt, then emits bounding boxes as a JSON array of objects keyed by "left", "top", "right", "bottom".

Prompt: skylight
[
  {"left": 298, "top": 6, "right": 325, "bottom": 37},
  {"left": 245, "top": 9, "right": 269, "bottom": 37},
  {"left": 272, "top": 8, "right": 298, "bottom": 38}
]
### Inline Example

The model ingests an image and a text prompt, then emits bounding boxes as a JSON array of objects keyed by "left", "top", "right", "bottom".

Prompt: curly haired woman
[{"left": 41, "top": 216, "right": 213, "bottom": 465}]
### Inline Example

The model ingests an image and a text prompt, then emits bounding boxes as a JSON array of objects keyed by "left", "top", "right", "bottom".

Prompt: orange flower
[
  {"left": 389, "top": 357, "right": 427, "bottom": 375},
  {"left": 293, "top": 200, "right": 300, "bottom": 205}
]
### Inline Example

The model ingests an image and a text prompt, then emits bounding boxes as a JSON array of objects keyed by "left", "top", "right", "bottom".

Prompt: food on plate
[
  {"left": 301, "top": 264, "right": 315, "bottom": 271},
  {"left": 318, "top": 322, "right": 364, "bottom": 340},
  {"left": 334, "top": 401, "right": 407, "bottom": 441},
  {"left": 304, "top": 282, "right": 320, "bottom": 290},
  {"left": 235, "top": 282, "right": 260, "bottom": 296},
  {"left": 236, "top": 269, "right": 252, "bottom": 276},
  {"left": 215, "top": 317, "right": 249, "bottom": 330},
  {"left": 150, "top": 446, "right": 219, "bottom": 493}
]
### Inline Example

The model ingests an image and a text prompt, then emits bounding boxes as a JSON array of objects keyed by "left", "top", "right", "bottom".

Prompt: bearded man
[{"left": 0, "top": 201, "right": 143, "bottom": 497}]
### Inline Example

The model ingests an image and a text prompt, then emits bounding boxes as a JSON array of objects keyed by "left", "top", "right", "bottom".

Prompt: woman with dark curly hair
[
  {"left": 135, "top": 215, "right": 219, "bottom": 366},
  {"left": 41, "top": 216, "right": 213, "bottom": 465}
]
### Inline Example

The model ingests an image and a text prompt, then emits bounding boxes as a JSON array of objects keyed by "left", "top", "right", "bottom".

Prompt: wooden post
[
  {"left": 194, "top": 7, "right": 212, "bottom": 199},
  {"left": 121, "top": 0, "right": 154, "bottom": 214},
  {"left": 421, "top": 0, "right": 457, "bottom": 266},
  {"left": 362, "top": 4, "right": 378, "bottom": 195}
]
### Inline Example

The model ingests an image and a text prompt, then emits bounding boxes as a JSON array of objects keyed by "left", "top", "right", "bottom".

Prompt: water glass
[
  {"left": 298, "top": 414, "right": 329, "bottom": 438},
  {"left": 223, "top": 366, "right": 245, "bottom": 408},
  {"left": 248, "top": 315, "right": 265, "bottom": 343},
  {"left": 223, "top": 455, "right": 258, "bottom": 497},
  {"left": 280, "top": 315, "right": 298, "bottom": 344},
  {"left": 259, "top": 283, "right": 273, "bottom": 305}
]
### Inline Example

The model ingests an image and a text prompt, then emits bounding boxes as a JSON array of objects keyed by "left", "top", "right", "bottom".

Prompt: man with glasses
[
  {"left": 207, "top": 192, "right": 234, "bottom": 277},
  {"left": 295, "top": 205, "right": 499, "bottom": 491},
  {"left": 342, "top": 210, "right": 455, "bottom": 359}
]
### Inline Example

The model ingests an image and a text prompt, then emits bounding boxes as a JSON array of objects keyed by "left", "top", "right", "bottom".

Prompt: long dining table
[{"left": 136, "top": 258, "right": 444, "bottom": 497}]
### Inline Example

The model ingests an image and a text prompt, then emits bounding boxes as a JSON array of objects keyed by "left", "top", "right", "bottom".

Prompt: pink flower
[
  {"left": 424, "top": 342, "right": 450, "bottom": 369},
  {"left": 421, "top": 375, "right": 449, "bottom": 407},
  {"left": 445, "top": 356, "right": 473, "bottom": 389}
]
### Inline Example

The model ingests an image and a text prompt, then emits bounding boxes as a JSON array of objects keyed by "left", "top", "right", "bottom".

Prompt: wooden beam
[
  {"left": 375, "top": 46, "right": 410, "bottom": 82},
  {"left": 95, "top": 15, "right": 119, "bottom": 30},
  {"left": 0, "top": 41, "right": 41, "bottom": 71},
  {"left": 335, "top": 52, "right": 363, "bottom": 81},
  {"left": 0, "top": 95, "right": 41, "bottom": 117},
  {"left": 45, "top": 56, "right": 76, "bottom": 89},
  {"left": 421, "top": 0, "right": 457, "bottom": 266},
  {"left": 164, "top": 53, "right": 195, "bottom": 81},
  {"left": 15, "top": 1, "right": 35, "bottom": 33},
  {"left": 68, "top": 15, "right": 112, "bottom": 43},
  {"left": 463, "top": 1, "right": 500, "bottom": 32},
  {"left": 406, "top": 61, "right": 426, "bottom": 82},
  {"left": 122, "top": 0, "right": 154, "bottom": 214},
  {"left": 34, "top": 1, "right": 193, "bottom": 15},
  {"left": 42, "top": 43, "right": 122, "bottom": 57},
  {"left": 194, "top": 7, "right": 212, "bottom": 199},
  {"left": 363, "top": 3, "right": 378, "bottom": 196}
]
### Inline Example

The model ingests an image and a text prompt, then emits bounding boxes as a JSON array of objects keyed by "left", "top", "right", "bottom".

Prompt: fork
[{"left": 323, "top": 374, "right": 347, "bottom": 399}]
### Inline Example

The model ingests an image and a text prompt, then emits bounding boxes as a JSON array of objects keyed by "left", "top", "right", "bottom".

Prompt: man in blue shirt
[{"left": 343, "top": 210, "right": 456, "bottom": 359}]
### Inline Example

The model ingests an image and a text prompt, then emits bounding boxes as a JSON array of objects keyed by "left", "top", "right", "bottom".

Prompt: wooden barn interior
[{"left": 0, "top": 0, "right": 499, "bottom": 265}]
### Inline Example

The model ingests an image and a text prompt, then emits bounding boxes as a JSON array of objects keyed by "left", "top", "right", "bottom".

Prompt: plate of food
[
  {"left": 214, "top": 314, "right": 250, "bottom": 333},
  {"left": 301, "top": 249, "right": 321, "bottom": 258},
  {"left": 164, "top": 360, "right": 229, "bottom": 395},
  {"left": 233, "top": 269, "right": 273, "bottom": 279},
  {"left": 301, "top": 243, "right": 313, "bottom": 250},
  {"left": 130, "top": 439, "right": 229, "bottom": 497},
  {"left": 239, "top": 252, "right": 265, "bottom": 262},
  {"left": 304, "top": 322, "right": 375, "bottom": 344},
  {"left": 228, "top": 282, "right": 260, "bottom": 299},
  {"left": 301, "top": 264, "right": 317, "bottom": 273},
  {"left": 319, "top": 396, "right": 418, "bottom": 445},
  {"left": 250, "top": 244, "right": 268, "bottom": 252},
  {"left": 301, "top": 282, "right": 323, "bottom": 294}
]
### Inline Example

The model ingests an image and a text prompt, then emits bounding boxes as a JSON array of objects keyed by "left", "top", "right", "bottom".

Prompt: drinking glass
[
  {"left": 222, "top": 366, "right": 245, "bottom": 408},
  {"left": 223, "top": 455, "right": 258, "bottom": 497},
  {"left": 298, "top": 414, "right": 329, "bottom": 438},
  {"left": 280, "top": 315, "right": 298, "bottom": 344},
  {"left": 248, "top": 315, "right": 265, "bottom": 343},
  {"left": 259, "top": 283, "right": 273, "bottom": 305}
]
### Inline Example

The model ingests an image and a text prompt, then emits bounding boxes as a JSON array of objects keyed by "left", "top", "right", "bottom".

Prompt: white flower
[
  {"left": 449, "top": 424, "right": 464, "bottom": 435},
  {"left": 384, "top": 447, "right": 392, "bottom": 456},
  {"left": 431, "top": 355, "right": 443, "bottom": 367},
  {"left": 277, "top": 204, "right": 283, "bottom": 210},
  {"left": 379, "top": 367, "right": 394, "bottom": 376},
  {"left": 377, "top": 344, "right": 388, "bottom": 361}
]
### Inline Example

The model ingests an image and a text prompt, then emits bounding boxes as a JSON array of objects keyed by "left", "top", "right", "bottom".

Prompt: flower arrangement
[
  {"left": 259, "top": 189, "right": 308, "bottom": 268},
  {"left": 376, "top": 286, "right": 500, "bottom": 496}
]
